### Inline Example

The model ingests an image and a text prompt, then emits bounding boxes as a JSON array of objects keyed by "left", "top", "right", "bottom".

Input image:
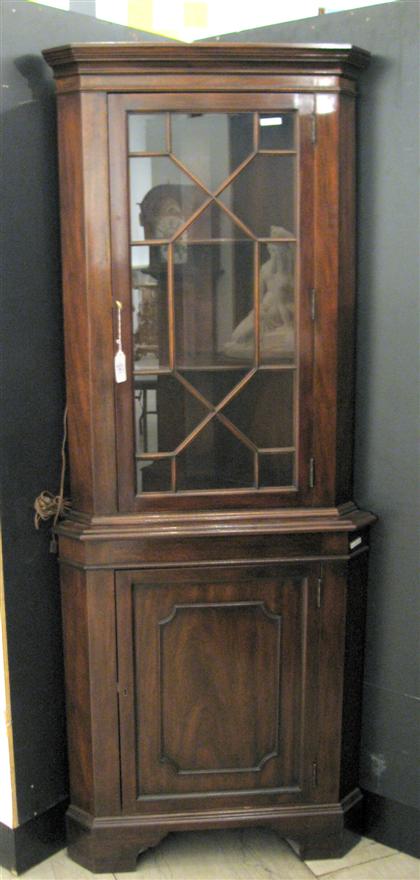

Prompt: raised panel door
[{"left": 116, "top": 564, "right": 320, "bottom": 813}]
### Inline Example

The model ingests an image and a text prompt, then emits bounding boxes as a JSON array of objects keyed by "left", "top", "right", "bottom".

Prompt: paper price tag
[
  {"left": 114, "top": 348, "right": 127, "bottom": 383},
  {"left": 114, "top": 300, "right": 127, "bottom": 383}
]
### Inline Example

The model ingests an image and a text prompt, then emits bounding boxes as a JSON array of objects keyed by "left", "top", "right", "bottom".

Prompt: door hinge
[
  {"left": 317, "top": 578, "right": 322, "bottom": 609},
  {"left": 316, "top": 562, "right": 324, "bottom": 608},
  {"left": 310, "top": 288, "right": 317, "bottom": 322},
  {"left": 309, "top": 457, "right": 315, "bottom": 489},
  {"left": 312, "top": 760, "right": 318, "bottom": 787},
  {"left": 311, "top": 112, "right": 317, "bottom": 145}
]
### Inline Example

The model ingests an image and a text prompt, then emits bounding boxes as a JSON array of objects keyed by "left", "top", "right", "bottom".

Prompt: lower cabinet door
[{"left": 116, "top": 563, "right": 321, "bottom": 811}]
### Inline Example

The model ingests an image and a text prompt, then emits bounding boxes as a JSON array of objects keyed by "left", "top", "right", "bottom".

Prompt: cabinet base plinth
[
  {"left": 286, "top": 832, "right": 345, "bottom": 860},
  {"left": 66, "top": 792, "right": 362, "bottom": 873},
  {"left": 67, "top": 812, "right": 166, "bottom": 873}
]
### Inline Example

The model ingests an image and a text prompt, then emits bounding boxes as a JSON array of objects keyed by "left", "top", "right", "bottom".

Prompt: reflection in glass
[
  {"left": 178, "top": 369, "right": 249, "bottom": 406},
  {"left": 134, "top": 375, "right": 209, "bottom": 455},
  {"left": 171, "top": 113, "right": 254, "bottom": 192},
  {"left": 182, "top": 201, "right": 251, "bottom": 241},
  {"left": 136, "top": 457, "right": 171, "bottom": 494},
  {"left": 222, "top": 239, "right": 296, "bottom": 364},
  {"left": 132, "top": 245, "right": 169, "bottom": 369},
  {"left": 128, "top": 112, "right": 300, "bottom": 496},
  {"left": 259, "top": 241, "right": 295, "bottom": 363},
  {"left": 259, "top": 453, "right": 294, "bottom": 487},
  {"left": 223, "top": 371, "right": 294, "bottom": 448},
  {"left": 177, "top": 419, "right": 254, "bottom": 490},
  {"left": 259, "top": 113, "right": 295, "bottom": 150},
  {"left": 128, "top": 113, "right": 167, "bottom": 153},
  {"left": 218, "top": 155, "right": 295, "bottom": 237},
  {"left": 130, "top": 157, "right": 207, "bottom": 241},
  {"left": 173, "top": 242, "right": 254, "bottom": 367}
]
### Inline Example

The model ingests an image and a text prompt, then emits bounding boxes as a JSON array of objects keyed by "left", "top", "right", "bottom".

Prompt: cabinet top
[{"left": 43, "top": 41, "right": 370, "bottom": 78}]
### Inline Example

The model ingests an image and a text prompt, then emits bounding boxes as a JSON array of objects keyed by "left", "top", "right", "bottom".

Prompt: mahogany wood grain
[
  {"left": 57, "top": 92, "right": 117, "bottom": 514},
  {"left": 336, "top": 94, "right": 357, "bottom": 503},
  {"left": 312, "top": 561, "right": 348, "bottom": 803},
  {"left": 61, "top": 566, "right": 120, "bottom": 816},
  {"left": 45, "top": 43, "right": 373, "bottom": 871},
  {"left": 66, "top": 799, "right": 356, "bottom": 872},
  {"left": 43, "top": 44, "right": 370, "bottom": 93},
  {"left": 49, "top": 72, "right": 359, "bottom": 98},
  {"left": 49, "top": 49, "right": 371, "bottom": 514},
  {"left": 60, "top": 565, "right": 94, "bottom": 814},
  {"left": 312, "top": 92, "right": 340, "bottom": 506},
  {"left": 116, "top": 565, "right": 318, "bottom": 808},
  {"left": 296, "top": 95, "right": 315, "bottom": 501},
  {"left": 66, "top": 808, "right": 166, "bottom": 873},
  {"left": 57, "top": 94, "right": 94, "bottom": 513}
]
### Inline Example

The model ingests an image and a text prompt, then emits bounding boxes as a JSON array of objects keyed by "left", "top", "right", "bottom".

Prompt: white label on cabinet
[
  {"left": 114, "top": 349, "right": 127, "bottom": 383},
  {"left": 349, "top": 536, "right": 363, "bottom": 550},
  {"left": 114, "top": 299, "right": 127, "bottom": 383}
]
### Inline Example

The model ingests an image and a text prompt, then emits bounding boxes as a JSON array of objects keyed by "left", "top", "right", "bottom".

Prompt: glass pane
[
  {"left": 128, "top": 113, "right": 167, "bottom": 153},
  {"left": 182, "top": 201, "right": 252, "bottom": 241},
  {"left": 129, "top": 156, "right": 207, "bottom": 241},
  {"left": 136, "top": 458, "right": 171, "bottom": 494},
  {"left": 259, "top": 113, "right": 295, "bottom": 150},
  {"left": 173, "top": 242, "right": 255, "bottom": 367},
  {"left": 132, "top": 246, "right": 169, "bottom": 369},
  {"left": 259, "top": 453, "right": 294, "bottom": 487},
  {"left": 134, "top": 374, "right": 209, "bottom": 455},
  {"left": 218, "top": 155, "right": 295, "bottom": 238},
  {"left": 259, "top": 241, "right": 296, "bottom": 364},
  {"left": 223, "top": 371, "right": 294, "bottom": 448},
  {"left": 178, "top": 368, "right": 250, "bottom": 406},
  {"left": 176, "top": 419, "right": 254, "bottom": 490},
  {"left": 171, "top": 113, "right": 254, "bottom": 192}
]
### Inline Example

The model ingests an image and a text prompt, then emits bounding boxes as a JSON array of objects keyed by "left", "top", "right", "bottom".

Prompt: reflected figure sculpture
[
  {"left": 224, "top": 226, "right": 295, "bottom": 361},
  {"left": 139, "top": 184, "right": 202, "bottom": 267}
]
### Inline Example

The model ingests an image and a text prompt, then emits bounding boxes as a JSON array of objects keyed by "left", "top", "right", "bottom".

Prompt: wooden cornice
[{"left": 43, "top": 42, "right": 370, "bottom": 80}]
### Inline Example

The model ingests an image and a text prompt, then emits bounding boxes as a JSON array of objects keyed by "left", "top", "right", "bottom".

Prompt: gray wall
[{"left": 212, "top": 1, "right": 420, "bottom": 813}]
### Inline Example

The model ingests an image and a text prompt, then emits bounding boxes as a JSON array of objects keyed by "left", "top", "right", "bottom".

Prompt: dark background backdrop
[{"left": 1, "top": 0, "right": 418, "bottom": 866}]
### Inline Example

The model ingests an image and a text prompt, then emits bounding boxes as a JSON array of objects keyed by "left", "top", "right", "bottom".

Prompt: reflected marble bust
[
  {"left": 224, "top": 227, "right": 295, "bottom": 360},
  {"left": 139, "top": 184, "right": 202, "bottom": 267}
]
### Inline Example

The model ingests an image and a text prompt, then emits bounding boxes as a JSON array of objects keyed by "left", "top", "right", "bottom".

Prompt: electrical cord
[{"left": 33, "top": 405, "right": 71, "bottom": 549}]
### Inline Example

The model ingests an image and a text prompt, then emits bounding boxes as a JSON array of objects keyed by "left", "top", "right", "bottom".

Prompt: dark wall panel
[
  {"left": 0, "top": 0, "right": 172, "bottom": 826},
  {"left": 210, "top": 2, "right": 420, "bottom": 812}
]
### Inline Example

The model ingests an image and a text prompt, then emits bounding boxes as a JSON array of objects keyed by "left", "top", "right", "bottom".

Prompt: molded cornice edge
[{"left": 43, "top": 42, "right": 370, "bottom": 78}]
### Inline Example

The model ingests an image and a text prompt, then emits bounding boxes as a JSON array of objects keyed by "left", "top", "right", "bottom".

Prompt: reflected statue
[
  {"left": 139, "top": 184, "right": 201, "bottom": 267},
  {"left": 224, "top": 227, "right": 295, "bottom": 360}
]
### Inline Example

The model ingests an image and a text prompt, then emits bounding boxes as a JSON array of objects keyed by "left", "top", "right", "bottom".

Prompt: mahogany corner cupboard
[{"left": 43, "top": 43, "right": 375, "bottom": 873}]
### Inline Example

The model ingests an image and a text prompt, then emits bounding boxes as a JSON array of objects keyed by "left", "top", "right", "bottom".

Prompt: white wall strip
[{"left": 0, "top": 528, "right": 16, "bottom": 829}]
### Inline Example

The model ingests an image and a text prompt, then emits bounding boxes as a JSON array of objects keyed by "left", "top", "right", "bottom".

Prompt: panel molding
[{"left": 158, "top": 600, "right": 281, "bottom": 775}]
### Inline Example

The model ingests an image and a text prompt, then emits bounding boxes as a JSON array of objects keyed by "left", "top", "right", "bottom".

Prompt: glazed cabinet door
[
  {"left": 116, "top": 563, "right": 321, "bottom": 813},
  {"left": 109, "top": 93, "right": 314, "bottom": 512}
]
